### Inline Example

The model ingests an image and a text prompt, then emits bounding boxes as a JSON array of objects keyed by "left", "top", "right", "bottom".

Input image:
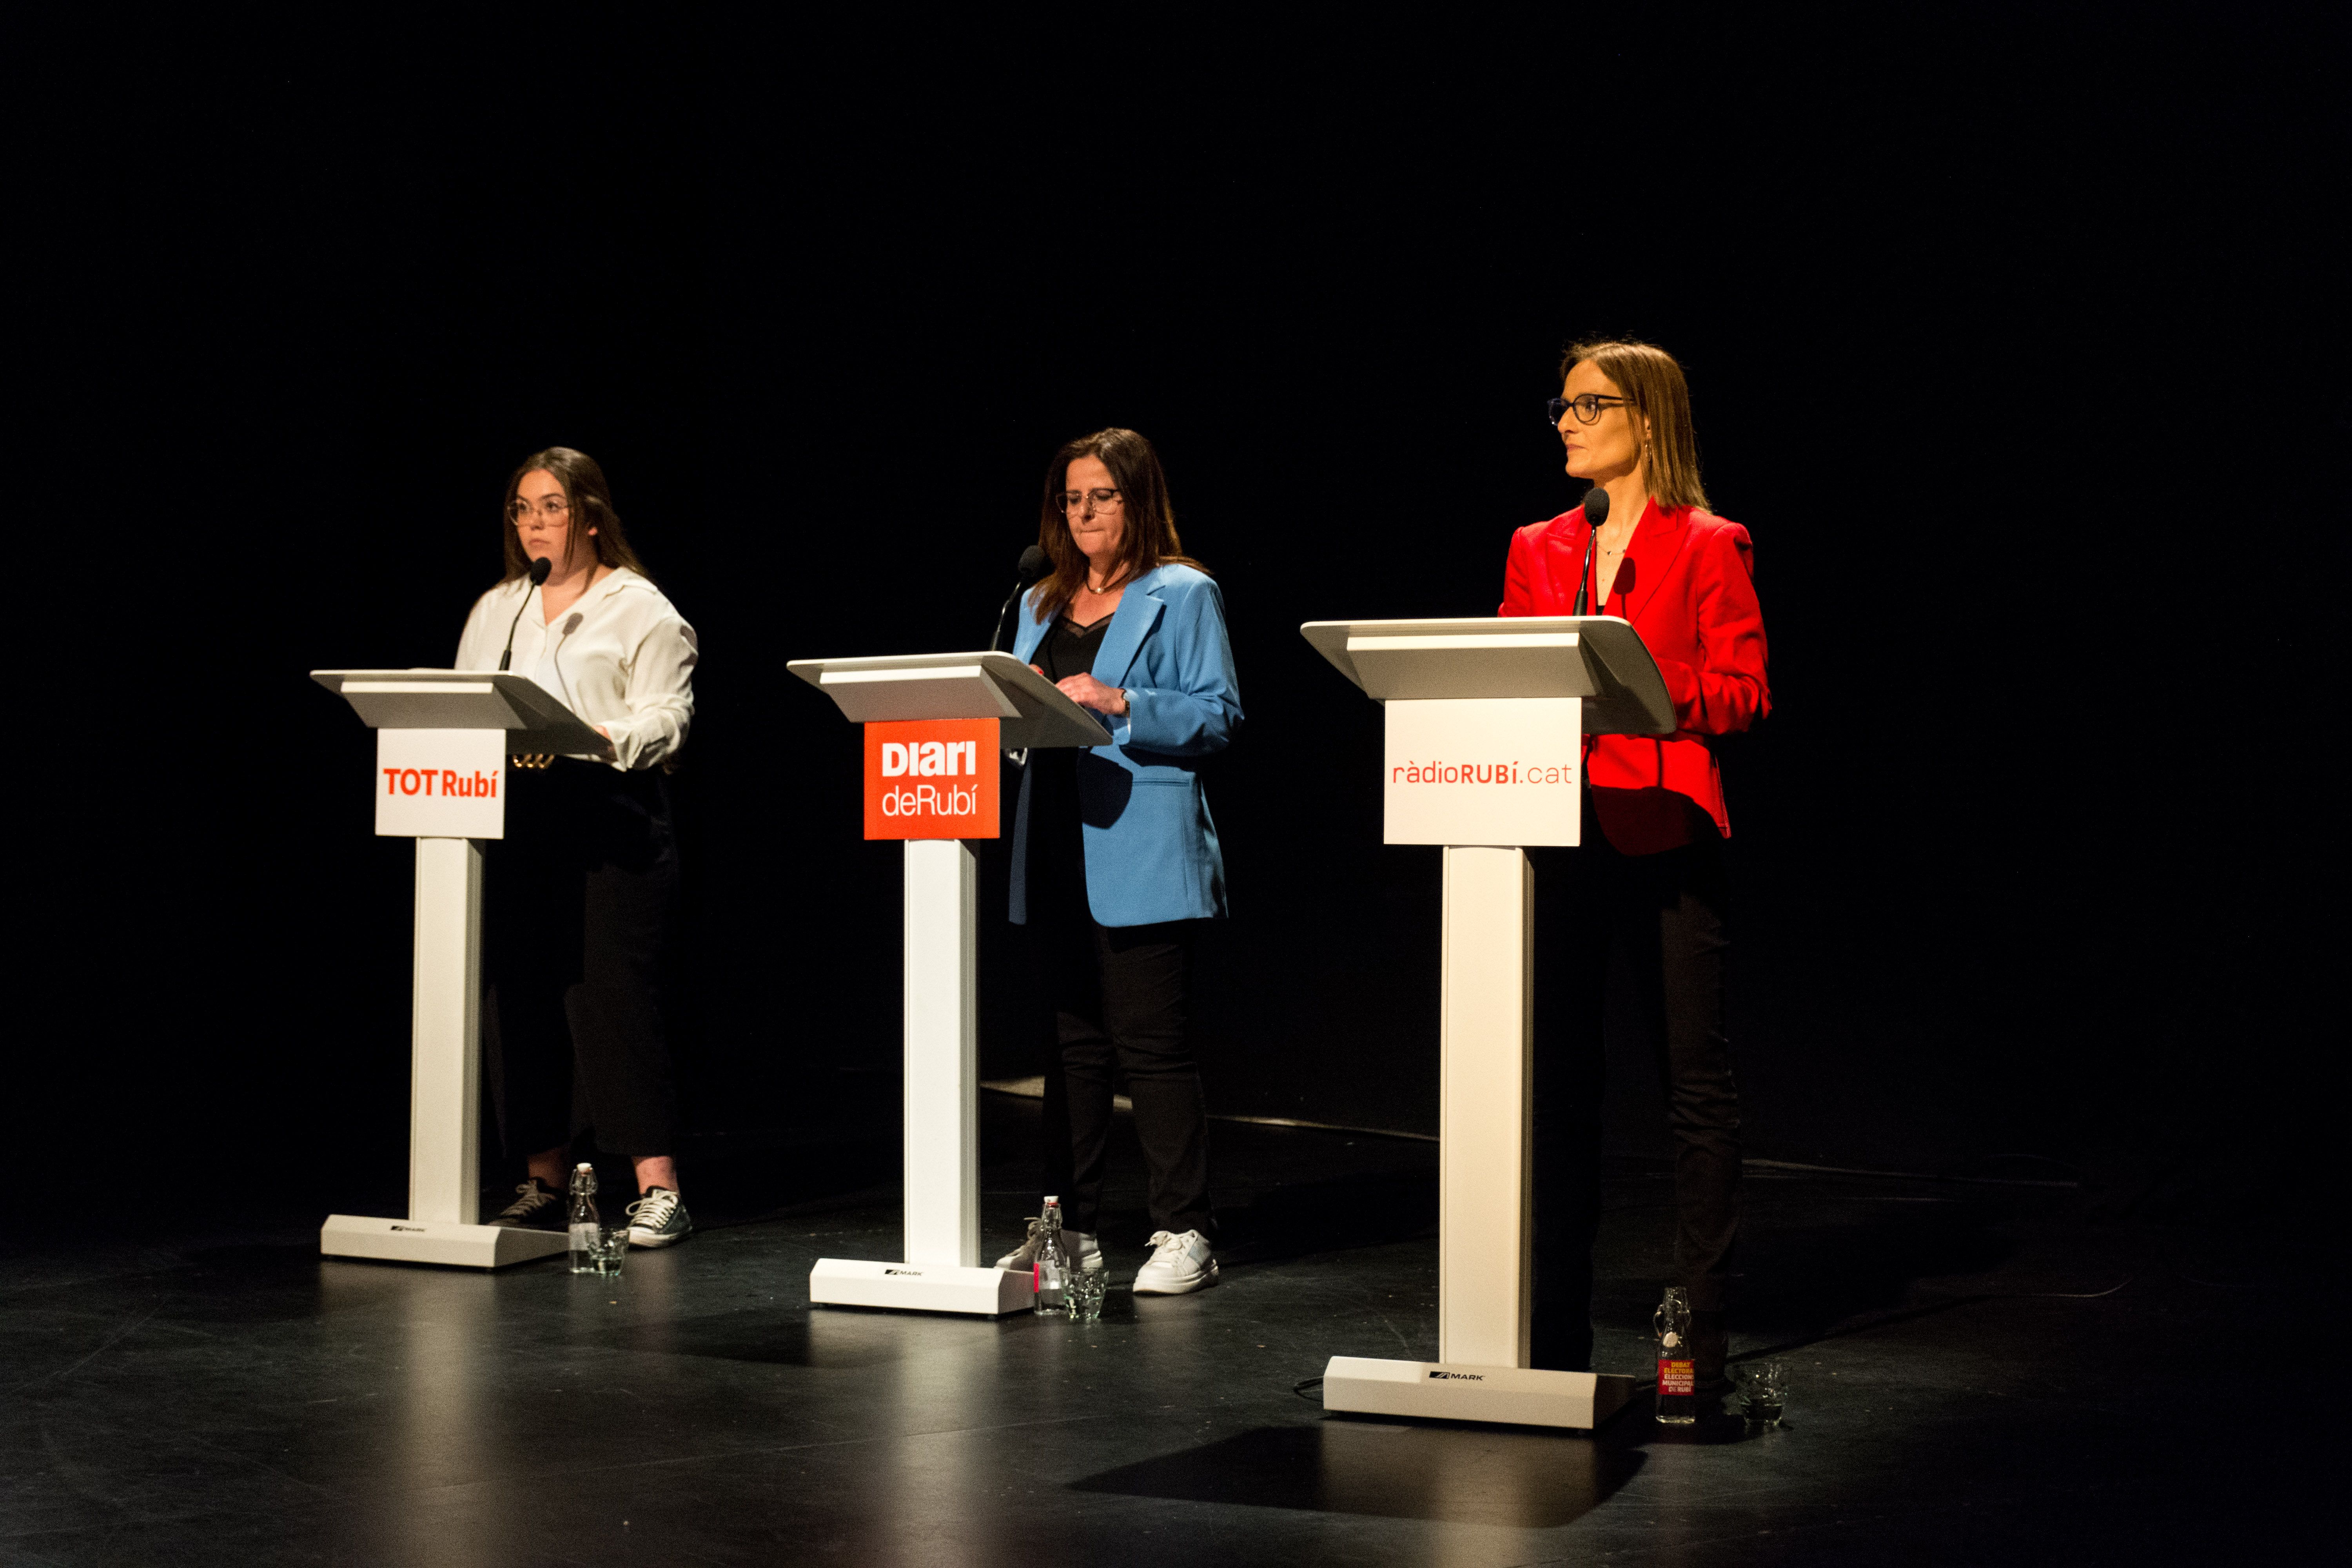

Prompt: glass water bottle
[
  {"left": 1653, "top": 1286, "right": 1697, "bottom": 1425},
  {"left": 568, "top": 1163, "right": 599, "bottom": 1275},
  {"left": 1033, "top": 1196, "right": 1069, "bottom": 1314}
]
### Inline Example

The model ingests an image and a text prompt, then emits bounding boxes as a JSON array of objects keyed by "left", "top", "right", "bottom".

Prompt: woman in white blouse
[{"left": 457, "top": 447, "right": 700, "bottom": 1248}]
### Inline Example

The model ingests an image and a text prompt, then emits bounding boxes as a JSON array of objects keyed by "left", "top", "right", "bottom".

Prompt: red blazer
[{"left": 1499, "top": 500, "right": 1769, "bottom": 853}]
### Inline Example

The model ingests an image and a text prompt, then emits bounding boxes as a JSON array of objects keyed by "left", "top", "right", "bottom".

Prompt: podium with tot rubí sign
[
  {"left": 309, "top": 669, "right": 613, "bottom": 1269},
  {"left": 1297, "top": 616, "right": 1675, "bottom": 1428},
  {"left": 788, "top": 650, "right": 1112, "bottom": 1315}
]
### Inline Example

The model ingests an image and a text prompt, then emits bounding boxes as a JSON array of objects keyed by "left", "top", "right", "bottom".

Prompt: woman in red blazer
[{"left": 1501, "top": 339, "right": 1769, "bottom": 1384}]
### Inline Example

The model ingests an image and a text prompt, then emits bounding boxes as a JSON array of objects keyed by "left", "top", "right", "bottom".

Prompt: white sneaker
[
  {"left": 1133, "top": 1229, "right": 1218, "bottom": 1295},
  {"left": 993, "top": 1218, "right": 1104, "bottom": 1273}
]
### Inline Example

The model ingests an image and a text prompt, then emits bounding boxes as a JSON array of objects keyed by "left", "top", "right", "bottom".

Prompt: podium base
[
  {"left": 809, "top": 1257, "right": 1034, "bottom": 1316},
  {"left": 320, "top": 1215, "right": 572, "bottom": 1269},
  {"left": 1321, "top": 1356, "right": 1637, "bottom": 1429}
]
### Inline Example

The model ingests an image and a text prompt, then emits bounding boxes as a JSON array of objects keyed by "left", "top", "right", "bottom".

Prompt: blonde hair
[{"left": 1560, "top": 339, "right": 1710, "bottom": 512}]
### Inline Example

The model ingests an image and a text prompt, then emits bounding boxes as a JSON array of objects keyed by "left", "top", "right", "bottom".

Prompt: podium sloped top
[
  {"left": 1299, "top": 617, "right": 1675, "bottom": 735},
  {"left": 312, "top": 670, "right": 613, "bottom": 757},
  {"left": 787, "top": 651, "right": 1112, "bottom": 750}
]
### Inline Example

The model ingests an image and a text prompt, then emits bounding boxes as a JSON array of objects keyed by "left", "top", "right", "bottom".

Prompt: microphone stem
[
  {"left": 498, "top": 596, "right": 531, "bottom": 671},
  {"left": 498, "top": 567, "right": 548, "bottom": 670},
  {"left": 992, "top": 578, "right": 1027, "bottom": 652}
]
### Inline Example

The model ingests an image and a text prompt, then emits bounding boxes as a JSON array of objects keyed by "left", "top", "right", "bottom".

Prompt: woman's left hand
[{"left": 1055, "top": 673, "right": 1129, "bottom": 717}]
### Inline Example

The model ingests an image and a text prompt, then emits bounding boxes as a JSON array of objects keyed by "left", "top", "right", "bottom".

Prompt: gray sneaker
[
  {"left": 624, "top": 1187, "right": 692, "bottom": 1247},
  {"left": 487, "top": 1178, "right": 563, "bottom": 1229}
]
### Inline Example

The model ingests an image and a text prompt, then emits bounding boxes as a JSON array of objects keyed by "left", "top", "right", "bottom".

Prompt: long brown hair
[
  {"left": 498, "top": 446, "right": 652, "bottom": 583},
  {"left": 1559, "top": 339, "right": 1711, "bottom": 512},
  {"left": 1030, "top": 427, "right": 1205, "bottom": 622}
]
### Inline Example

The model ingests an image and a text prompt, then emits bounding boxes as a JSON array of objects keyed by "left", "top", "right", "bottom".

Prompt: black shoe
[
  {"left": 624, "top": 1187, "right": 693, "bottom": 1248},
  {"left": 1692, "top": 1310, "right": 1728, "bottom": 1385},
  {"left": 488, "top": 1178, "right": 564, "bottom": 1228}
]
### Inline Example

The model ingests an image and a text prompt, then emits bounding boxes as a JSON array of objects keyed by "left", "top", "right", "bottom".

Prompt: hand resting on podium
[
  {"left": 1033, "top": 664, "right": 1130, "bottom": 719},
  {"left": 511, "top": 725, "right": 613, "bottom": 772}
]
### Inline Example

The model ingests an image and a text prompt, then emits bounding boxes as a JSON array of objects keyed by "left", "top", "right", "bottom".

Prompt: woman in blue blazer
[{"left": 994, "top": 427, "right": 1242, "bottom": 1296}]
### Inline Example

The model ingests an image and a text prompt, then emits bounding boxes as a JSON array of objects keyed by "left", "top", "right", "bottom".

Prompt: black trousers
[
  {"left": 1531, "top": 809, "right": 1738, "bottom": 1372},
  {"left": 483, "top": 760, "right": 681, "bottom": 1160},
  {"left": 1027, "top": 907, "right": 1215, "bottom": 1240}
]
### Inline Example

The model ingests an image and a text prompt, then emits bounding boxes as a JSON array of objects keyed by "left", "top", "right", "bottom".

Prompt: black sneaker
[
  {"left": 1692, "top": 1310, "right": 1729, "bottom": 1387},
  {"left": 488, "top": 1178, "right": 564, "bottom": 1228}
]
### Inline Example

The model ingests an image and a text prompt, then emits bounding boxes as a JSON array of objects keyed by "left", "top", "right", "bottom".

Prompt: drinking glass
[
  {"left": 1066, "top": 1268, "right": 1106, "bottom": 1323},
  {"left": 591, "top": 1229, "right": 629, "bottom": 1279},
  {"left": 1739, "top": 1362, "right": 1788, "bottom": 1427}
]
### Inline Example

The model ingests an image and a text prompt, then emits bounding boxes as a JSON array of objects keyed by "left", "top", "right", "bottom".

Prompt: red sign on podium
[{"left": 863, "top": 718, "right": 1000, "bottom": 839}]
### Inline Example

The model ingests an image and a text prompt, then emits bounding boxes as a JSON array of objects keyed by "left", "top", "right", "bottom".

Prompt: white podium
[
  {"left": 787, "top": 650, "right": 1111, "bottom": 1315},
  {"left": 310, "top": 668, "right": 613, "bottom": 1269},
  {"left": 1298, "top": 617, "right": 1676, "bottom": 1428}
]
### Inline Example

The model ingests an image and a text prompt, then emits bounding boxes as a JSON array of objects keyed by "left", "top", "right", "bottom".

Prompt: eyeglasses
[
  {"left": 1546, "top": 393, "right": 1630, "bottom": 427},
  {"left": 1058, "top": 488, "right": 1123, "bottom": 514},
  {"left": 508, "top": 496, "right": 572, "bottom": 526}
]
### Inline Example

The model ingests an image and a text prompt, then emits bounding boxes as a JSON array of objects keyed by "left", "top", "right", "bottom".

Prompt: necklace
[{"left": 1084, "top": 575, "right": 1123, "bottom": 595}]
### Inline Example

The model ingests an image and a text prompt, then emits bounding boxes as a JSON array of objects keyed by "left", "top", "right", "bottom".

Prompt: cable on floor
[{"left": 1915, "top": 1276, "right": 2134, "bottom": 1301}]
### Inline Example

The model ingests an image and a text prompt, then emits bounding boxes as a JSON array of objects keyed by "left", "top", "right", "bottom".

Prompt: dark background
[{"left": 20, "top": 10, "right": 2338, "bottom": 1211}]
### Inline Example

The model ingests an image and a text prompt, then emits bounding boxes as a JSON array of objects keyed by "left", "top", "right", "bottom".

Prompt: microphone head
[
  {"left": 1582, "top": 486, "right": 1610, "bottom": 528},
  {"left": 528, "top": 556, "right": 554, "bottom": 586},
  {"left": 1016, "top": 545, "right": 1050, "bottom": 585}
]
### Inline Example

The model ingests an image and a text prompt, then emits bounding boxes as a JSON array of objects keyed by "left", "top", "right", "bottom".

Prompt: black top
[
  {"left": 1027, "top": 613, "right": 1113, "bottom": 919},
  {"left": 1035, "top": 611, "right": 1112, "bottom": 684}
]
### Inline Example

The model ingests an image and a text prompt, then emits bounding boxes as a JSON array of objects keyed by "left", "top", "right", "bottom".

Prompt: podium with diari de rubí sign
[
  {"left": 307, "top": 669, "right": 613, "bottom": 1269},
  {"left": 1297, "top": 616, "right": 1674, "bottom": 1428},
  {"left": 788, "top": 651, "right": 1110, "bottom": 1315},
  {"left": 864, "top": 719, "right": 1000, "bottom": 838}
]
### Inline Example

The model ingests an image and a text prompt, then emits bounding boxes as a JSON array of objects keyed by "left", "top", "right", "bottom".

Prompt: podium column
[
  {"left": 312, "top": 671, "right": 591, "bottom": 1268},
  {"left": 789, "top": 652, "right": 1109, "bottom": 1316},
  {"left": 903, "top": 838, "right": 979, "bottom": 1268},
  {"left": 1300, "top": 618, "right": 1661, "bottom": 1426},
  {"left": 409, "top": 836, "right": 484, "bottom": 1227},
  {"left": 1438, "top": 844, "right": 1534, "bottom": 1367}
]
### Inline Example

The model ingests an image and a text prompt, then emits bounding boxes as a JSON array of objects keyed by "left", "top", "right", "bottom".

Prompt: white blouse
[{"left": 454, "top": 567, "right": 697, "bottom": 771}]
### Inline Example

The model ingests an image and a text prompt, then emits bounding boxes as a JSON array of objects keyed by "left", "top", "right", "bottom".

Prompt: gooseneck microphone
[
  {"left": 1572, "top": 486, "right": 1610, "bottom": 616},
  {"left": 498, "top": 557, "right": 555, "bottom": 671},
  {"left": 992, "top": 545, "right": 1051, "bottom": 652}
]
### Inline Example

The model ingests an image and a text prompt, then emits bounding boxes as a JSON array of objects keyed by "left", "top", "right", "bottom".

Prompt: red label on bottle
[{"left": 1657, "top": 1357, "right": 1695, "bottom": 1396}]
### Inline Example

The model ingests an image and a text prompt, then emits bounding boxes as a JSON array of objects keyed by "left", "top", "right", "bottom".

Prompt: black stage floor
[{"left": 3, "top": 1090, "right": 2312, "bottom": 1565}]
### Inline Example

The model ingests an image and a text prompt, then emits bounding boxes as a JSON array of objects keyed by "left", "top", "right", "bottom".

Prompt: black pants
[
  {"left": 1531, "top": 810, "right": 1738, "bottom": 1372},
  {"left": 1027, "top": 909, "right": 1215, "bottom": 1240},
  {"left": 483, "top": 760, "right": 681, "bottom": 1160}
]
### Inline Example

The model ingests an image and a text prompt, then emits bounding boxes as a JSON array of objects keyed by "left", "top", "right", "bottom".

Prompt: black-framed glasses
[
  {"left": 1058, "top": 488, "right": 1122, "bottom": 514},
  {"left": 1546, "top": 393, "right": 1630, "bottom": 427}
]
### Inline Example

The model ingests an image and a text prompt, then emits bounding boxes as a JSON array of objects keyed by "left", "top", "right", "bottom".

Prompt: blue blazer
[{"left": 1008, "top": 564, "right": 1242, "bottom": 927}]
